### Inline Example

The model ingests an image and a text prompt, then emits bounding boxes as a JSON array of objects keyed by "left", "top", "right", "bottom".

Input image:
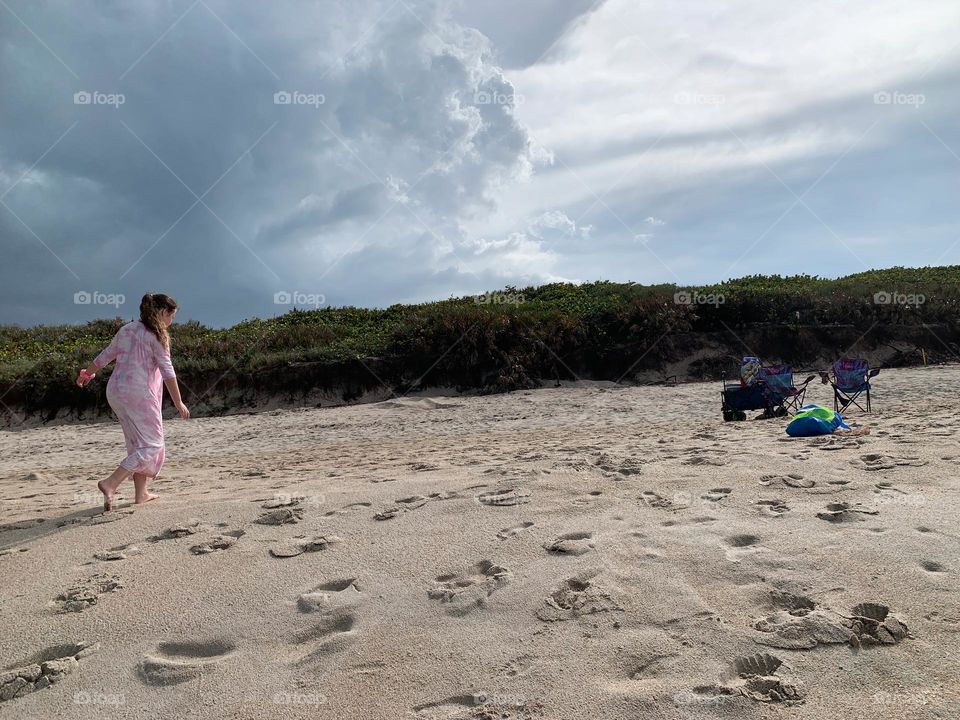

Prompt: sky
[{"left": 1, "top": 0, "right": 958, "bottom": 327}]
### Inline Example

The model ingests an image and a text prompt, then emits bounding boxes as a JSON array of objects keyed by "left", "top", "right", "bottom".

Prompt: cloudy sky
[{"left": 1, "top": 0, "right": 957, "bottom": 326}]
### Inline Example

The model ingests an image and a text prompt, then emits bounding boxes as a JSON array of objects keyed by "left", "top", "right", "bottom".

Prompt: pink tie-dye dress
[{"left": 92, "top": 321, "right": 176, "bottom": 478}]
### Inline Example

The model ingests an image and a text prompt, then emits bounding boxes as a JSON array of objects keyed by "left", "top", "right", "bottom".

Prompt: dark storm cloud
[{"left": 0, "top": 0, "right": 544, "bottom": 326}]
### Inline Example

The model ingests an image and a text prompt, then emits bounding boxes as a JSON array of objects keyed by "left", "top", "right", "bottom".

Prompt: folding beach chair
[
  {"left": 761, "top": 364, "right": 816, "bottom": 415},
  {"left": 828, "top": 358, "right": 879, "bottom": 413}
]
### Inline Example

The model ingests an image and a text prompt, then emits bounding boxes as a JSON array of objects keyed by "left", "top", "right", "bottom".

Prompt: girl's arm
[
  {"left": 153, "top": 337, "right": 190, "bottom": 419},
  {"left": 77, "top": 332, "right": 121, "bottom": 387},
  {"left": 163, "top": 377, "right": 190, "bottom": 419}
]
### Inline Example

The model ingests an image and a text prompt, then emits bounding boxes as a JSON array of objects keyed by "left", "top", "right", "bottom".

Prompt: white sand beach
[{"left": 1, "top": 366, "right": 958, "bottom": 719}]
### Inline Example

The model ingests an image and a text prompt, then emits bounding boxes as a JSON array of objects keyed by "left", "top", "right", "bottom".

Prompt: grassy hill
[{"left": 2, "top": 266, "right": 958, "bottom": 423}]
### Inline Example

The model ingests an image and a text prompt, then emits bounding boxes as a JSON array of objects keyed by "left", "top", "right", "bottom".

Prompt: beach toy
[
  {"left": 785, "top": 404, "right": 848, "bottom": 437},
  {"left": 739, "top": 356, "right": 762, "bottom": 387}
]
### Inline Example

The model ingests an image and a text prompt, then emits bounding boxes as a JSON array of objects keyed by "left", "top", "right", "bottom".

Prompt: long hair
[{"left": 139, "top": 293, "right": 178, "bottom": 349}]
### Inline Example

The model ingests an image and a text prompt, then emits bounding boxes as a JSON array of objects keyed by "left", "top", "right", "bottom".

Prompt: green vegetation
[{"left": 1, "top": 266, "right": 957, "bottom": 422}]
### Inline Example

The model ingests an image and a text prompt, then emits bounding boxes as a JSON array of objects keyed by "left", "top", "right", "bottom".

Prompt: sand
[{"left": 0, "top": 365, "right": 957, "bottom": 719}]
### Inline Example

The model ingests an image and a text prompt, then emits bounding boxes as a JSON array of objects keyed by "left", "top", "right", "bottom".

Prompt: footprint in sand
[
  {"left": 815, "top": 436, "right": 866, "bottom": 451},
  {"left": 722, "top": 534, "right": 764, "bottom": 562},
  {"left": 297, "top": 578, "right": 361, "bottom": 613},
  {"left": 291, "top": 612, "right": 357, "bottom": 663},
  {"left": 0, "top": 642, "right": 98, "bottom": 702},
  {"left": 270, "top": 535, "right": 341, "bottom": 558},
  {"left": 536, "top": 571, "right": 623, "bottom": 622},
  {"left": 149, "top": 520, "right": 201, "bottom": 541},
  {"left": 375, "top": 495, "right": 428, "bottom": 520},
  {"left": 260, "top": 495, "right": 296, "bottom": 508},
  {"left": 324, "top": 501, "right": 373, "bottom": 517},
  {"left": 93, "top": 543, "right": 140, "bottom": 562},
  {"left": 375, "top": 493, "right": 459, "bottom": 520},
  {"left": 768, "top": 588, "right": 816, "bottom": 612},
  {"left": 54, "top": 509, "right": 134, "bottom": 528},
  {"left": 682, "top": 454, "right": 727, "bottom": 467},
  {"left": 700, "top": 488, "right": 732, "bottom": 502},
  {"left": 753, "top": 601, "right": 908, "bottom": 649},
  {"left": 413, "top": 695, "right": 543, "bottom": 719},
  {"left": 760, "top": 474, "right": 814, "bottom": 488},
  {"left": 729, "top": 653, "right": 805, "bottom": 705},
  {"left": 138, "top": 638, "right": 236, "bottom": 685},
  {"left": 255, "top": 506, "right": 304, "bottom": 525},
  {"left": 55, "top": 574, "right": 122, "bottom": 613},
  {"left": 628, "top": 651, "right": 681, "bottom": 680},
  {"left": 924, "top": 610, "right": 960, "bottom": 630},
  {"left": 500, "top": 653, "right": 538, "bottom": 679},
  {"left": 190, "top": 529, "right": 245, "bottom": 555},
  {"left": 848, "top": 603, "right": 911, "bottom": 646},
  {"left": 543, "top": 531, "right": 595, "bottom": 556},
  {"left": 497, "top": 521, "right": 534, "bottom": 540},
  {"left": 756, "top": 499, "right": 789, "bottom": 517},
  {"left": 726, "top": 534, "right": 760, "bottom": 548},
  {"left": 850, "top": 453, "right": 927, "bottom": 471},
  {"left": 291, "top": 580, "right": 363, "bottom": 665},
  {"left": 476, "top": 488, "right": 531, "bottom": 507},
  {"left": 428, "top": 560, "right": 511, "bottom": 616},
  {"left": 639, "top": 490, "right": 674, "bottom": 509},
  {"left": 0, "top": 519, "right": 46, "bottom": 534},
  {"left": 572, "top": 490, "right": 604, "bottom": 507},
  {"left": 816, "top": 502, "right": 879, "bottom": 523},
  {"left": 594, "top": 453, "right": 645, "bottom": 478}
]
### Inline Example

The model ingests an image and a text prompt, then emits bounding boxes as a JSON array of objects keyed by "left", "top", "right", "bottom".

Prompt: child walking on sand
[{"left": 77, "top": 293, "right": 190, "bottom": 510}]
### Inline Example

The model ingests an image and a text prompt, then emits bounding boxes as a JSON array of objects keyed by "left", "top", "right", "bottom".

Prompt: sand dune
[{"left": 0, "top": 366, "right": 958, "bottom": 718}]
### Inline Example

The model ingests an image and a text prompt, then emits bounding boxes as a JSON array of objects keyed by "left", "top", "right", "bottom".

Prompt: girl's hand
[
  {"left": 77, "top": 369, "right": 95, "bottom": 387},
  {"left": 176, "top": 402, "right": 191, "bottom": 420}
]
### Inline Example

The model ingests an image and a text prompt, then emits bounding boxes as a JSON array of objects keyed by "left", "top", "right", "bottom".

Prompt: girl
[{"left": 77, "top": 293, "right": 190, "bottom": 510}]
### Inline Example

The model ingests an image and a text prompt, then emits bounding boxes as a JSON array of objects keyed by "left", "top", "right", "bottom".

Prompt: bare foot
[
  {"left": 98, "top": 480, "right": 114, "bottom": 512},
  {"left": 135, "top": 492, "right": 160, "bottom": 505}
]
